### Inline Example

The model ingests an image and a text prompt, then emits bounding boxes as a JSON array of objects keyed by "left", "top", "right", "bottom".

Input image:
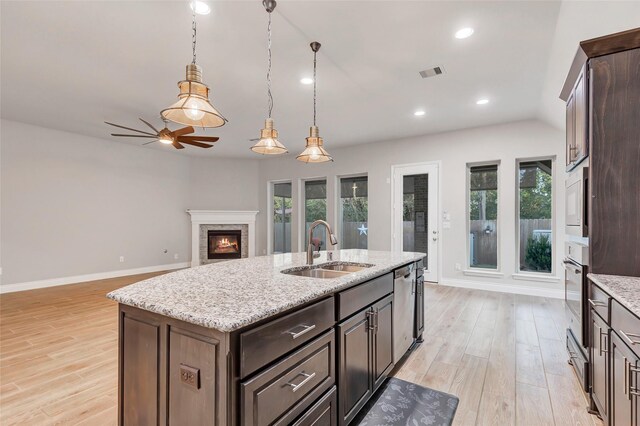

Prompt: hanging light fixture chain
[
  {"left": 267, "top": 12, "right": 273, "bottom": 118},
  {"left": 313, "top": 50, "right": 317, "bottom": 126},
  {"left": 191, "top": 2, "right": 197, "bottom": 64}
]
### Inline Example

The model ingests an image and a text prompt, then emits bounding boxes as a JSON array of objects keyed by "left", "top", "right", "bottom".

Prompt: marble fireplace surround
[{"left": 187, "top": 210, "right": 258, "bottom": 267}]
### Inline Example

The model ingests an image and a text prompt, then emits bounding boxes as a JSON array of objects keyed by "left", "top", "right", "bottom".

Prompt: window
[
  {"left": 303, "top": 179, "right": 327, "bottom": 249},
  {"left": 339, "top": 176, "right": 368, "bottom": 249},
  {"left": 272, "top": 182, "right": 292, "bottom": 253},
  {"left": 402, "top": 174, "right": 429, "bottom": 253},
  {"left": 517, "top": 159, "right": 553, "bottom": 273},
  {"left": 468, "top": 164, "right": 499, "bottom": 269}
]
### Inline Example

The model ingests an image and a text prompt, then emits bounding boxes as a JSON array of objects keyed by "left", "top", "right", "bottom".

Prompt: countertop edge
[{"left": 588, "top": 273, "right": 640, "bottom": 318}]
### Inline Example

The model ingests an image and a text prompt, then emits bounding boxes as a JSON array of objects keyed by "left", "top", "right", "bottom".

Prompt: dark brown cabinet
[
  {"left": 337, "top": 294, "right": 394, "bottom": 425},
  {"left": 590, "top": 309, "right": 609, "bottom": 422},
  {"left": 565, "top": 64, "right": 588, "bottom": 170},
  {"left": 610, "top": 332, "right": 639, "bottom": 426}
]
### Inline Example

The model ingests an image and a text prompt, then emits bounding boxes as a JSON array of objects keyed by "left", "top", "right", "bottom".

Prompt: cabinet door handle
[
  {"left": 588, "top": 299, "right": 607, "bottom": 308},
  {"left": 622, "top": 356, "right": 631, "bottom": 399},
  {"left": 285, "top": 372, "right": 316, "bottom": 392},
  {"left": 284, "top": 324, "right": 316, "bottom": 339},
  {"left": 620, "top": 330, "right": 640, "bottom": 346},
  {"left": 599, "top": 326, "right": 608, "bottom": 356},
  {"left": 374, "top": 309, "right": 379, "bottom": 334},
  {"left": 366, "top": 310, "right": 375, "bottom": 331}
]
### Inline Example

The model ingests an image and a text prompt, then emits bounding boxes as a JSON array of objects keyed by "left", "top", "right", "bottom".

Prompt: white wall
[
  {"left": 258, "top": 120, "right": 566, "bottom": 297},
  {"left": 0, "top": 119, "right": 260, "bottom": 288}
]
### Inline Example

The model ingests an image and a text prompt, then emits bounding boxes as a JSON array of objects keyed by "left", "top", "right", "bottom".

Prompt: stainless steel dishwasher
[{"left": 393, "top": 263, "right": 415, "bottom": 363}]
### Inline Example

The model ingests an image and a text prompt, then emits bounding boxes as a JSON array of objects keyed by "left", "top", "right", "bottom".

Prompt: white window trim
[
  {"left": 515, "top": 156, "right": 556, "bottom": 276},
  {"left": 298, "top": 176, "right": 328, "bottom": 252},
  {"left": 466, "top": 160, "right": 501, "bottom": 272},
  {"left": 267, "top": 179, "right": 292, "bottom": 255}
]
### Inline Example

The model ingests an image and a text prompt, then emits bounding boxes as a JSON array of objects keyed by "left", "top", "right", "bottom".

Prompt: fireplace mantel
[{"left": 187, "top": 210, "right": 258, "bottom": 267}]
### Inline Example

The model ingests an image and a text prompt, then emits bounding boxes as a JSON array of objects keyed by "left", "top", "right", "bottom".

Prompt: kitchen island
[{"left": 108, "top": 249, "right": 425, "bottom": 425}]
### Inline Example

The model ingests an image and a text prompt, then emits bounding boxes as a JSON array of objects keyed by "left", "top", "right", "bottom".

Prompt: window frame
[
  {"left": 299, "top": 177, "right": 328, "bottom": 251},
  {"left": 465, "top": 160, "right": 501, "bottom": 272},
  {"left": 514, "top": 156, "right": 556, "bottom": 276},
  {"left": 337, "top": 173, "right": 369, "bottom": 250},
  {"left": 267, "top": 179, "right": 293, "bottom": 255}
]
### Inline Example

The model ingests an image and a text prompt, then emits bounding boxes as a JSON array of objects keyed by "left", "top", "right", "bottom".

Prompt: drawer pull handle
[
  {"left": 285, "top": 324, "right": 316, "bottom": 339},
  {"left": 285, "top": 372, "right": 316, "bottom": 392},
  {"left": 588, "top": 299, "right": 607, "bottom": 308},
  {"left": 620, "top": 330, "right": 640, "bottom": 346}
]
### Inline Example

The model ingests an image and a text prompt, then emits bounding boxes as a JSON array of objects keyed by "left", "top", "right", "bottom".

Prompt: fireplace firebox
[{"left": 208, "top": 230, "right": 242, "bottom": 260}]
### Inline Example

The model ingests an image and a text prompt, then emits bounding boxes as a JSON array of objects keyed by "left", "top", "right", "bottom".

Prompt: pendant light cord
[
  {"left": 313, "top": 50, "right": 317, "bottom": 126},
  {"left": 267, "top": 12, "right": 273, "bottom": 118},
  {"left": 191, "top": 2, "right": 197, "bottom": 64}
]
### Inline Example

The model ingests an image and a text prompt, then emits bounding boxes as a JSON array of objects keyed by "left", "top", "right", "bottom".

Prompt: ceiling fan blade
[
  {"left": 142, "top": 140, "right": 158, "bottom": 145},
  {"left": 177, "top": 136, "right": 219, "bottom": 142},
  {"left": 178, "top": 140, "right": 214, "bottom": 148},
  {"left": 171, "top": 126, "right": 195, "bottom": 137},
  {"left": 104, "top": 122, "right": 156, "bottom": 136},
  {"left": 138, "top": 118, "right": 160, "bottom": 133},
  {"left": 172, "top": 140, "right": 185, "bottom": 149},
  {"left": 110, "top": 133, "right": 157, "bottom": 138}
]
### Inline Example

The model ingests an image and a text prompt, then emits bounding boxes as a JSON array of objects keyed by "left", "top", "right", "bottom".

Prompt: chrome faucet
[{"left": 307, "top": 220, "right": 338, "bottom": 265}]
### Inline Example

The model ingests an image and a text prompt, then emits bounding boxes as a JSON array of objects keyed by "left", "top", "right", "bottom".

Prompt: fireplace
[{"left": 208, "top": 230, "right": 242, "bottom": 260}]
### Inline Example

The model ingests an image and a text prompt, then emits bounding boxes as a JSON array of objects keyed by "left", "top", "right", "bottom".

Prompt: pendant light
[
  {"left": 251, "top": 0, "right": 288, "bottom": 155},
  {"left": 161, "top": 2, "right": 227, "bottom": 128},
  {"left": 297, "top": 42, "right": 333, "bottom": 163}
]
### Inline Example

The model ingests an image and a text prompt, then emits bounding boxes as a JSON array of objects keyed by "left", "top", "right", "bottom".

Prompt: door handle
[
  {"left": 284, "top": 324, "right": 316, "bottom": 339},
  {"left": 599, "top": 326, "right": 608, "bottom": 356}
]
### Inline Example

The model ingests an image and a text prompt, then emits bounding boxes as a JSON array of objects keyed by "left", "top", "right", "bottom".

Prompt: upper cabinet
[
  {"left": 565, "top": 64, "right": 589, "bottom": 171},
  {"left": 560, "top": 27, "right": 640, "bottom": 277}
]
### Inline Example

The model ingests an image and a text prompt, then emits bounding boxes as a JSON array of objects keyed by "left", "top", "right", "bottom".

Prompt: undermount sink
[{"left": 281, "top": 262, "right": 374, "bottom": 279}]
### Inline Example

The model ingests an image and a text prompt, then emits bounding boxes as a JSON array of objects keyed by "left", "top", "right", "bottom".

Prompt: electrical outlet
[
  {"left": 174, "top": 253, "right": 179, "bottom": 260},
  {"left": 119, "top": 256, "right": 125, "bottom": 263},
  {"left": 455, "top": 263, "right": 461, "bottom": 271}
]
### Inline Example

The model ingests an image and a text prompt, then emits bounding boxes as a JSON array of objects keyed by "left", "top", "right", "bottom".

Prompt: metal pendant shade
[
  {"left": 161, "top": 4, "right": 226, "bottom": 128},
  {"left": 297, "top": 41, "right": 333, "bottom": 163},
  {"left": 251, "top": 0, "right": 288, "bottom": 155}
]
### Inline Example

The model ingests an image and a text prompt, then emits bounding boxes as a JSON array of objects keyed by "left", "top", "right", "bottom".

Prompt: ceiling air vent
[{"left": 419, "top": 66, "right": 445, "bottom": 79}]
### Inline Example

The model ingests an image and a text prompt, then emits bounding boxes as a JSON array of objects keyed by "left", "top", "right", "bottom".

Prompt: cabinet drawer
[
  {"left": 241, "top": 330, "right": 335, "bottom": 426},
  {"left": 611, "top": 300, "right": 640, "bottom": 358},
  {"left": 240, "top": 297, "right": 334, "bottom": 377},
  {"left": 588, "top": 282, "right": 611, "bottom": 322},
  {"left": 291, "top": 386, "right": 337, "bottom": 426},
  {"left": 337, "top": 273, "right": 393, "bottom": 320}
]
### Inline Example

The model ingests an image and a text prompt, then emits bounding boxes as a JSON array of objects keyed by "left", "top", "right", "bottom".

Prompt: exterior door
[{"left": 392, "top": 163, "right": 439, "bottom": 282}]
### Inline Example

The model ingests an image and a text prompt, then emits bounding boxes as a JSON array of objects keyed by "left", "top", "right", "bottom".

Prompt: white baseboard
[
  {"left": 0, "top": 262, "right": 190, "bottom": 294},
  {"left": 438, "top": 277, "right": 564, "bottom": 299}
]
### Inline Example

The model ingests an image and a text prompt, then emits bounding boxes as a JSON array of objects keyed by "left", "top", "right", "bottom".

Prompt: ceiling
[{"left": 2, "top": 1, "right": 564, "bottom": 158}]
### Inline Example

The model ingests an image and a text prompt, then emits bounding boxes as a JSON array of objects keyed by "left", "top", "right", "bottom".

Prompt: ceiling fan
[{"left": 105, "top": 118, "right": 219, "bottom": 149}]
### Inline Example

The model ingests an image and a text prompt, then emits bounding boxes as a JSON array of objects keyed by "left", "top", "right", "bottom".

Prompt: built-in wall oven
[{"left": 564, "top": 241, "right": 589, "bottom": 392}]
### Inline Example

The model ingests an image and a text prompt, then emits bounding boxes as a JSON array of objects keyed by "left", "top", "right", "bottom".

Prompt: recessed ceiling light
[
  {"left": 455, "top": 27, "right": 474, "bottom": 39},
  {"left": 190, "top": 1, "right": 211, "bottom": 15},
  {"left": 476, "top": 98, "right": 489, "bottom": 105},
  {"left": 300, "top": 77, "right": 314, "bottom": 85},
  {"left": 414, "top": 110, "right": 426, "bottom": 116}
]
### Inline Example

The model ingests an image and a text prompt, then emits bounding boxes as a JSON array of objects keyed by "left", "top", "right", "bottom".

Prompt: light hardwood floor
[
  {"left": 396, "top": 284, "right": 603, "bottom": 426},
  {"left": 1, "top": 274, "right": 602, "bottom": 425}
]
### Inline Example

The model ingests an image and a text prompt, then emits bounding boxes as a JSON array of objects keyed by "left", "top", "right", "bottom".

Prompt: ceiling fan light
[
  {"left": 161, "top": 64, "right": 227, "bottom": 128},
  {"left": 251, "top": 118, "right": 288, "bottom": 155},
  {"left": 297, "top": 126, "right": 333, "bottom": 163}
]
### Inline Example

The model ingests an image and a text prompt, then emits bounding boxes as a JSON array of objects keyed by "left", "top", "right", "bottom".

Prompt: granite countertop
[
  {"left": 588, "top": 273, "right": 640, "bottom": 317},
  {"left": 107, "top": 249, "right": 425, "bottom": 332}
]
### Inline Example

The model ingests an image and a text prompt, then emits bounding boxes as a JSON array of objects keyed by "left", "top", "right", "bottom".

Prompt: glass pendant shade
[
  {"left": 161, "top": 64, "right": 227, "bottom": 128},
  {"left": 297, "top": 126, "right": 333, "bottom": 163},
  {"left": 251, "top": 118, "right": 288, "bottom": 155}
]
